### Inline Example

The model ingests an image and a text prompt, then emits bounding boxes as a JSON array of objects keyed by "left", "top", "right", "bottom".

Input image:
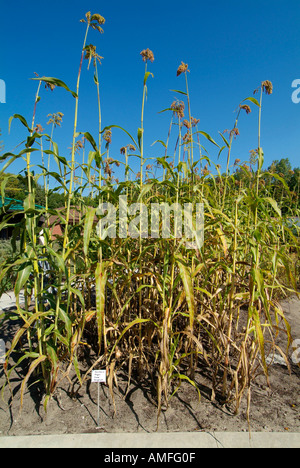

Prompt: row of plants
[{"left": 0, "top": 12, "right": 299, "bottom": 427}]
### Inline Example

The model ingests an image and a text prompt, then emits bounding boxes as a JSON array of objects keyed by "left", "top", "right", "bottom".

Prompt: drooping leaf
[
  {"left": 138, "top": 128, "right": 143, "bottom": 150},
  {"left": 263, "top": 197, "right": 282, "bottom": 217},
  {"left": 241, "top": 96, "right": 261, "bottom": 108},
  {"left": 176, "top": 254, "right": 195, "bottom": 330},
  {"left": 31, "top": 77, "right": 78, "bottom": 98},
  {"left": 170, "top": 89, "right": 187, "bottom": 96},
  {"left": 218, "top": 131, "right": 230, "bottom": 148},
  {"left": 84, "top": 207, "right": 96, "bottom": 256},
  {"left": 20, "top": 355, "right": 47, "bottom": 410},
  {"left": 144, "top": 71, "right": 154, "bottom": 86},
  {"left": 95, "top": 262, "right": 108, "bottom": 354},
  {"left": 196, "top": 131, "right": 220, "bottom": 148},
  {"left": 8, "top": 114, "right": 32, "bottom": 133},
  {"left": 15, "top": 262, "right": 32, "bottom": 297},
  {"left": 101, "top": 125, "right": 138, "bottom": 151}
]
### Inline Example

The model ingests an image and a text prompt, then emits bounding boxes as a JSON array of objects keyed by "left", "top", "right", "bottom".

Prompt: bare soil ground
[{"left": 0, "top": 296, "right": 299, "bottom": 436}]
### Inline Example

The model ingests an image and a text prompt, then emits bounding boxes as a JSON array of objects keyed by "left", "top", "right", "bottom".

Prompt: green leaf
[
  {"left": 31, "top": 77, "right": 78, "bottom": 98},
  {"left": 170, "top": 89, "right": 187, "bottom": 96},
  {"left": 76, "top": 131, "right": 98, "bottom": 151},
  {"left": 144, "top": 71, "right": 154, "bottom": 86},
  {"left": 69, "top": 286, "right": 85, "bottom": 308},
  {"left": 263, "top": 197, "right": 282, "bottom": 217},
  {"left": 8, "top": 114, "right": 32, "bottom": 133},
  {"left": 218, "top": 131, "right": 230, "bottom": 148},
  {"left": 250, "top": 306, "right": 268, "bottom": 377},
  {"left": 15, "top": 262, "right": 32, "bottom": 297},
  {"left": 58, "top": 306, "right": 72, "bottom": 341},
  {"left": 258, "top": 147, "right": 264, "bottom": 171},
  {"left": 241, "top": 97, "right": 261, "bottom": 108},
  {"left": 47, "top": 246, "right": 66, "bottom": 273},
  {"left": 84, "top": 207, "right": 96, "bottom": 256},
  {"left": 265, "top": 172, "right": 290, "bottom": 191},
  {"left": 157, "top": 157, "right": 174, "bottom": 173},
  {"left": 196, "top": 131, "right": 220, "bottom": 148},
  {"left": 23, "top": 193, "right": 34, "bottom": 212},
  {"left": 7, "top": 311, "right": 52, "bottom": 359},
  {"left": 151, "top": 139, "right": 167, "bottom": 148},
  {"left": 176, "top": 254, "right": 195, "bottom": 329},
  {"left": 138, "top": 128, "right": 143, "bottom": 149},
  {"left": 172, "top": 373, "right": 201, "bottom": 402},
  {"left": 101, "top": 125, "right": 138, "bottom": 150},
  {"left": 95, "top": 262, "right": 108, "bottom": 354},
  {"left": 158, "top": 108, "right": 174, "bottom": 114},
  {"left": 0, "top": 153, "right": 22, "bottom": 176},
  {"left": 137, "top": 183, "right": 154, "bottom": 202},
  {"left": 94, "top": 74, "right": 99, "bottom": 85}
]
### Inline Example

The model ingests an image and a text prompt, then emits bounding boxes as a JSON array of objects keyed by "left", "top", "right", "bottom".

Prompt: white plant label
[
  {"left": 92, "top": 369, "right": 107, "bottom": 383},
  {"left": 291, "top": 339, "right": 300, "bottom": 365},
  {"left": 0, "top": 339, "right": 5, "bottom": 364}
]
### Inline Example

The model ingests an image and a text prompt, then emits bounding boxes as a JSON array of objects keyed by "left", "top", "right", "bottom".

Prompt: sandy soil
[{"left": 0, "top": 295, "right": 299, "bottom": 437}]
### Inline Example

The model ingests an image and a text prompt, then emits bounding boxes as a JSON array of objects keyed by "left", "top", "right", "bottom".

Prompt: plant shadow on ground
[
  {"left": 1, "top": 295, "right": 300, "bottom": 436},
  {"left": 1, "top": 351, "right": 300, "bottom": 435}
]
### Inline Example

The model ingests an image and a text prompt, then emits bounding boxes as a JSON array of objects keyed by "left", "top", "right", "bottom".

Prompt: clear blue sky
[{"left": 1, "top": 0, "right": 300, "bottom": 184}]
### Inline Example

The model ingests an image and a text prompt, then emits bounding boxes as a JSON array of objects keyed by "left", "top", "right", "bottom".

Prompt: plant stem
[{"left": 63, "top": 22, "right": 90, "bottom": 254}]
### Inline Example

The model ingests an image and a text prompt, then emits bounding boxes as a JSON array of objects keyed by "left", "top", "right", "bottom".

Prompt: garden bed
[{"left": 0, "top": 295, "right": 299, "bottom": 437}]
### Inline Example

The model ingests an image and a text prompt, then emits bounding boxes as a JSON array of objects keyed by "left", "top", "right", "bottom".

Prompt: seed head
[
  {"left": 47, "top": 112, "right": 64, "bottom": 127},
  {"left": 183, "top": 131, "right": 192, "bottom": 144},
  {"left": 202, "top": 164, "right": 210, "bottom": 176},
  {"left": 140, "top": 48, "right": 155, "bottom": 63},
  {"left": 120, "top": 144, "right": 136, "bottom": 155},
  {"left": 231, "top": 128, "right": 240, "bottom": 138},
  {"left": 254, "top": 80, "right": 273, "bottom": 96},
  {"left": 104, "top": 164, "right": 112, "bottom": 177},
  {"left": 223, "top": 128, "right": 240, "bottom": 139},
  {"left": 91, "top": 14, "right": 105, "bottom": 25},
  {"left": 191, "top": 117, "right": 200, "bottom": 127},
  {"left": 76, "top": 140, "right": 84, "bottom": 149},
  {"left": 177, "top": 62, "right": 190, "bottom": 77},
  {"left": 171, "top": 100, "right": 185, "bottom": 119},
  {"left": 240, "top": 104, "right": 251, "bottom": 114},
  {"left": 84, "top": 44, "right": 103, "bottom": 69},
  {"left": 81, "top": 12, "right": 105, "bottom": 33},
  {"left": 103, "top": 129, "right": 112, "bottom": 144},
  {"left": 45, "top": 82, "right": 56, "bottom": 92},
  {"left": 34, "top": 124, "right": 44, "bottom": 134},
  {"left": 262, "top": 80, "right": 273, "bottom": 95}
]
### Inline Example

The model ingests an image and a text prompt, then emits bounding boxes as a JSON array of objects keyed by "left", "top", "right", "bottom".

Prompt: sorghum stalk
[{"left": 63, "top": 21, "right": 90, "bottom": 253}]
